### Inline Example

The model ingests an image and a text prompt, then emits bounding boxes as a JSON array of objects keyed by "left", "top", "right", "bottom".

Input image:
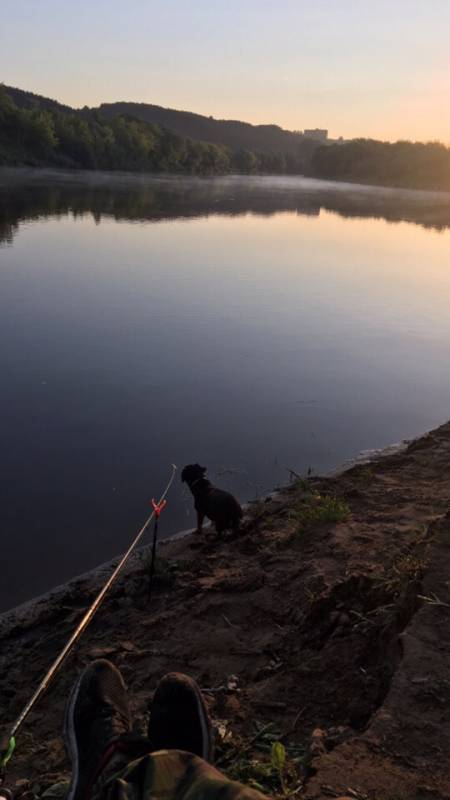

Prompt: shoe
[
  {"left": 147, "top": 672, "right": 214, "bottom": 762},
  {"left": 64, "top": 659, "right": 132, "bottom": 800}
]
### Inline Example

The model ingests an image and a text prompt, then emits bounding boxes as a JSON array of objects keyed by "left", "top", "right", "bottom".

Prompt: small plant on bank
[
  {"left": 271, "top": 741, "right": 288, "bottom": 795},
  {"left": 143, "top": 555, "right": 182, "bottom": 589},
  {"left": 218, "top": 721, "right": 304, "bottom": 798},
  {"left": 393, "top": 553, "right": 424, "bottom": 582},
  {"left": 295, "top": 493, "right": 350, "bottom": 527},
  {"left": 378, "top": 551, "right": 427, "bottom": 603},
  {"left": 294, "top": 476, "right": 311, "bottom": 493}
]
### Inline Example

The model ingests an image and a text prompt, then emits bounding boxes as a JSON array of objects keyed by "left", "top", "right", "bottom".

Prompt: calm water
[{"left": 2, "top": 169, "right": 450, "bottom": 612}]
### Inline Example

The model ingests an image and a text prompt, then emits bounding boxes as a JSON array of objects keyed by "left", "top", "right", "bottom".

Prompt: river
[{"left": 1, "top": 169, "right": 450, "bottom": 611}]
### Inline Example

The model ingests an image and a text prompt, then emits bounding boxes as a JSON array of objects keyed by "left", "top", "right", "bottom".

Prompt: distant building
[{"left": 303, "top": 129, "right": 328, "bottom": 143}]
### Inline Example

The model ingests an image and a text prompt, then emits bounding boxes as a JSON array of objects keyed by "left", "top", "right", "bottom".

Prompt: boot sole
[
  {"left": 63, "top": 667, "right": 89, "bottom": 800},
  {"left": 194, "top": 682, "right": 213, "bottom": 762}
]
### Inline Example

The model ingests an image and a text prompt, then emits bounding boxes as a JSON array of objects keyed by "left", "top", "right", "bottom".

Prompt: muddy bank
[{"left": 1, "top": 422, "right": 450, "bottom": 799}]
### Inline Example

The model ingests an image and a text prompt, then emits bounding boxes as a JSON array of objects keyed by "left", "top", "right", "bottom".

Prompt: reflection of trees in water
[
  {"left": 0, "top": 220, "right": 16, "bottom": 245},
  {"left": 2, "top": 173, "right": 450, "bottom": 245}
]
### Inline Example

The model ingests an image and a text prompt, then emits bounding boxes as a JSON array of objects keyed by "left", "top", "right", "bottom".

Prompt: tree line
[
  {"left": 3, "top": 85, "right": 450, "bottom": 190},
  {"left": 312, "top": 138, "right": 450, "bottom": 191},
  {"left": 0, "top": 87, "right": 307, "bottom": 175}
]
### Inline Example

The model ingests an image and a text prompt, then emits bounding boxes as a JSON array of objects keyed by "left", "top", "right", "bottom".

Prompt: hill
[
  {"left": 1, "top": 422, "right": 450, "bottom": 799},
  {"left": 4, "top": 85, "right": 310, "bottom": 154},
  {"left": 1, "top": 84, "right": 73, "bottom": 115},
  {"left": 0, "top": 84, "right": 313, "bottom": 174},
  {"left": 1, "top": 84, "right": 319, "bottom": 173},
  {"left": 0, "top": 85, "right": 282, "bottom": 174},
  {"left": 95, "top": 101, "right": 316, "bottom": 159}
]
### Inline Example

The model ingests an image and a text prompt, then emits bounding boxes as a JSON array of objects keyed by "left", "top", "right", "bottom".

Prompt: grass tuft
[{"left": 294, "top": 493, "right": 350, "bottom": 527}]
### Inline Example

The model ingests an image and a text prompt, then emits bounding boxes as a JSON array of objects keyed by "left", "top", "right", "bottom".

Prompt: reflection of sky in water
[{"left": 1, "top": 177, "right": 450, "bottom": 611}]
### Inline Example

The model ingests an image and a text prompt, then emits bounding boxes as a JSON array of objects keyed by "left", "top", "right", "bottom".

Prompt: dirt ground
[{"left": 1, "top": 422, "right": 450, "bottom": 800}]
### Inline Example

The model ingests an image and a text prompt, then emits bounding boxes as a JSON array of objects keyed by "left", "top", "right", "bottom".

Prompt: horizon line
[{"left": 3, "top": 80, "right": 450, "bottom": 148}]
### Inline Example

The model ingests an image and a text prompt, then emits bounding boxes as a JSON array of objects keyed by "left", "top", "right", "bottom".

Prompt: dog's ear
[{"left": 198, "top": 464, "right": 207, "bottom": 474}]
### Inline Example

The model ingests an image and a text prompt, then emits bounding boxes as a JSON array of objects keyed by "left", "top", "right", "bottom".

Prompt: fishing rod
[{"left": 0, "top": 463, "right": 177, "bottom": 789}]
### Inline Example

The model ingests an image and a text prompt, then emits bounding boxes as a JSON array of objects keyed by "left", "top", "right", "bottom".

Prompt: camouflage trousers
[{"left": 93, "top": 748, "right": 268, "bottom": 800}]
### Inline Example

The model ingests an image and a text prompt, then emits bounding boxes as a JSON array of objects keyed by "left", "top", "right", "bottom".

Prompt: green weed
[
  {"left": 271, "top": 741, "right": 288, "bottom": 794},
  {"left": 219, "top": 721, "right": 304, "bottom": 797},
  {"left": 295, "top": 493, "right": 350, "bottom": 527}
]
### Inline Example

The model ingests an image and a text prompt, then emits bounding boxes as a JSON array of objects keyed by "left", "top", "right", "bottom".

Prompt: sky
[{"left": 2, "top": 0, "right": 450, "bottom": 142}]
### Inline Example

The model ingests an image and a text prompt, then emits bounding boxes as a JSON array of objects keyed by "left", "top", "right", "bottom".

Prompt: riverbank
[{"left": 1, "top": 421, "right": 450, "bottom": 799}]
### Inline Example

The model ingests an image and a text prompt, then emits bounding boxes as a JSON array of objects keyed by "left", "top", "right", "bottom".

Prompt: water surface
[{"left": 1, "top": 170, "right": 450, "bottom": 611}]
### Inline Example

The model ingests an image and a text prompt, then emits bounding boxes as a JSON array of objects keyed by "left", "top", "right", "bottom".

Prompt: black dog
[{"left": 181, "top": 464, "right": 243, "bottom": 534}]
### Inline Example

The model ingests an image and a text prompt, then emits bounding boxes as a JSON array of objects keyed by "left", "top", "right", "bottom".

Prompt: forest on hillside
[
  {"left": 2, "top": 85, "right": 450, "bottom": 190},
  {"left": 312, "top": 138, "right": 450, "bottom": 191},
  {"left": 96, "top": 100, "right": 311, "bottom": 155},
  {"left": 0, "top": 87, "right": 301, "bottom": 174}
]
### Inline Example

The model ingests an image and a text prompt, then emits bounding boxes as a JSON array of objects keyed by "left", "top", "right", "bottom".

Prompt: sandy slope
[{"left": 1, "top": 422, "right": 450, "bottom": 799}]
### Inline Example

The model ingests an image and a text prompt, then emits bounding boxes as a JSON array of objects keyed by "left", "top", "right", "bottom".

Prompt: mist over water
[{"left": 2, "top": 170, "right": 450, "bottom": 612}]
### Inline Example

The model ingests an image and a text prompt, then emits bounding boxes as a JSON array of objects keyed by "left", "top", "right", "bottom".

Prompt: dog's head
[{"left": 181, "top": 463, "right": 207, "bottom": 483}]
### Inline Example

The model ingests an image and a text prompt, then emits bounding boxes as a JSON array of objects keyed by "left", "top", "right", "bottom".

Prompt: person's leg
[
  {"left": 64, "top": 660, "right": 269, "bottom": 800},
  {"left": 98, "top": 749, "right": 269, "bottom": 800}
]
